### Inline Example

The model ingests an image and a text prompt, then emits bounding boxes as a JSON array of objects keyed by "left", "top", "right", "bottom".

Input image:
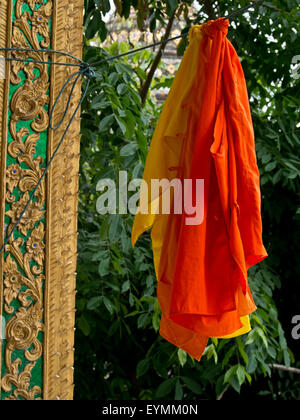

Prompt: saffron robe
[{"left": 132, "top": 18, "right": 268, "bottom": 361}]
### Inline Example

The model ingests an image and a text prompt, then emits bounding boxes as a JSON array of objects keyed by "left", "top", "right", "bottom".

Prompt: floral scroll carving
[{"left": 1, "top": 0, "right": 52, "bottom": 400}]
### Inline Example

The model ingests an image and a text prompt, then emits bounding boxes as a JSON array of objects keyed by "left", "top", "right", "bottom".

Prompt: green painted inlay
[{"left": 1, "top": 0, "right": 51, "bottom": 400}]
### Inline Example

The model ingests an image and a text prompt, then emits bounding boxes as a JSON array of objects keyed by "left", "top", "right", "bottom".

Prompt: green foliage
[
  {"left": 74, "top": 0, "right": 300, "bottom": 400},
  {"left": 84, "top": 0, "right": 195, "bottom": 41}
]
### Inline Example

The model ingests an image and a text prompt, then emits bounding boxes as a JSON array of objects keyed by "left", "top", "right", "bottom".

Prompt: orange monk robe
[{"left": 132, "top": 19, "right": 268, "bottom": 361}]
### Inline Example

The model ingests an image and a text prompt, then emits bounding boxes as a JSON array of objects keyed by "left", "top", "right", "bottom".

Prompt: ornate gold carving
[
  {"left": 43, "top": 0, "right": 84, "bottom": 400},
  {"left": 10, "top": 1, "right": 52, "bottom": 136},
  {"left": 2, "top": 364, "right": 42, "bottom": 400},
  {"left": 0, "top": 0, "right": 51, "bottom": 400},
  {"left": 1, "top": 0, "right": 84, "bottom": 400},
  {"left": 0, "top": 0, "right": 14, "bottom": 400}
]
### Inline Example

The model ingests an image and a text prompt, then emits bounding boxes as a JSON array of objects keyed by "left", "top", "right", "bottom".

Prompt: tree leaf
[
  {"left": 103, "top": 296, "right": 114, "bottom": 314},
  {"left": 267, "top": 346, "right": 276, "bottom": 359},
  {"left": 152, "top": 313, "right": 160, "bottom": 332},
  {"left": 115, "top": 115, "right": 127, "bottom": 135},
  {"left": 98, "top": 258, "right": 110, "bottom": 277},
  {"left": 137, "top": 313, "right": 149, "bottom": 329},
  {"left": 78, "top": 316, "right": 91, "bottom": 336},
  {"left": 87, "top": 296, "right": 103, "bottom": 310},
  {"left": 236, "top": 337, "right": 249, "bottom": 365},
  {"left": 265, "top": 162, "right": 276, "bottom": 172},
  {"left": 283, "top": 349, "right": 291, "bottom": 368},
  {"left": 181, "top": 376, "right": 202, "bottom": 394},
  {"left": 117, "top": 83, "right": 128, "bottom": 95},
  {"left": 236, "top": 365, "right": 246, "bottom": 386},
  {"left": 109, "top": 214, "right": 121, "bottom": 242},
  {"left": 230, "top": 376, "right": 241, "bottom": 393},
  {"left": 177, "top": 348, "right": 187, "bottom": 367},
  {"left": 222, "top": 346, "right": 235, "bottom": 368},
  {"left": 121, "top": 280, "right": 130, "bottom": 293},
  {"left": 166, "top": 0, "right": 178, "bottom": 14},
  {"left": 137, "top": 359, "right": 150, "bottom": 378},
  {"left": 215, "top": 376, "right": 227, "bottom": 397},
  {"left": 86, "top": 12, "right": 101, "bottom": 39},
  {"left": 262, "top": 153, "right": 272, "bottom": 164},
  {"left": 256, "top": 327, "right": 268, "bottom": 349},
  {"left": 224, "top": 365, "right": 238, "bottom": 384},
  {"left": 246, "top": 354, "right": 258, "bottom": 374},
  {"left": 108, "top": 72, "right": 119, "bottom": 85},
  {"left": 175, "top": 379, "right": 183, "bottom": 400},
  {"left": 120, "top": 143, "right": 138, "bottom": 156},
  {"left": 115, "top": 62, "right": 132, "bottom": 75},
  {"left": 177, "top": 36, "right": 188, "bottom": 56},
  {"left": 245, "top": 329, "right": 257, "bottom": 345},
  {"left": 99, "top": 114, "right": 115, "bottom": 131},
  {"left": 155, "top": 378, "right": 176, "bottom": 398},
  {"left": 91, "top": 97, "right": 110, "bottom": 110}
]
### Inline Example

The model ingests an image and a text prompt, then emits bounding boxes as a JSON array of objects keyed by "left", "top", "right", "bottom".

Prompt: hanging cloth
[{"left": 132, "top": 18, "right": 268, "bottom": 361}]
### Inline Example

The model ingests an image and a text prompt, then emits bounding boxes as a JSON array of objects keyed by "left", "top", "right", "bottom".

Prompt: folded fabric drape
[{"left": 132, "top": 18, "right": 268, "bottom": 361}]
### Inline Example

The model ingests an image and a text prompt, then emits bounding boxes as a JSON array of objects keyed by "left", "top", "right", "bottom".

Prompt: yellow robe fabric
[{"left": 132, "top": 23, "right": 253, "bottom": 359}]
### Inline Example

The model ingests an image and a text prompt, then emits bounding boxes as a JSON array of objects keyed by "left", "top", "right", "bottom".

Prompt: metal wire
[
  {"left": 0, "top": 0, "right": 265, "bottom": 256},
  {"left": 91, "top": 0, "right": 265, "bottom": 67},
  {"left": 0, "top": 54, "right": 94, "bottom": 256}
]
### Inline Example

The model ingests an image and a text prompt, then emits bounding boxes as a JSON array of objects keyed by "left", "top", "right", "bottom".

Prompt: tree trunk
[
  {"left": 203, "top": 0, "right": 216, "bottom": 19},
  {"left": 139, "top": 10, "right": 176, "bottom": 107}
]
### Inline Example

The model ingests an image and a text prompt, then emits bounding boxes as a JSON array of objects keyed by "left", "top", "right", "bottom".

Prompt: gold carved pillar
[{"left": 0, "top": 0, "right": 84, "bottom": 400}]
